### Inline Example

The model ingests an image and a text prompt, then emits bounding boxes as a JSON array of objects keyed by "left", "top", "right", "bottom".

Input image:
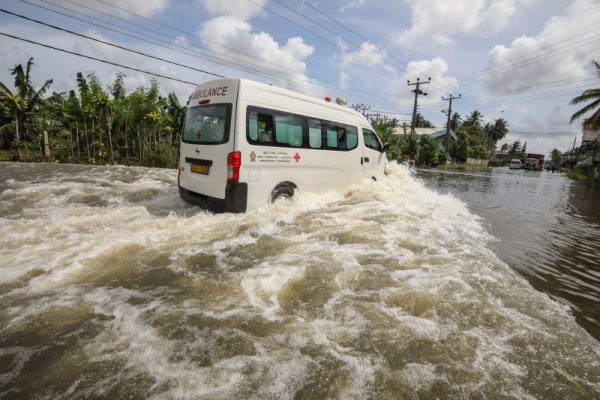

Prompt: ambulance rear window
[{"left": 182, "top": 104, "right": 232, "bottom": 144}]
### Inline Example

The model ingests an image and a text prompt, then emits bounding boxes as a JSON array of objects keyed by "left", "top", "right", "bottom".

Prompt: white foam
[
  {"left": 2, "top": 162, "right": 600, "bottom": 398},
  {"left": 241, "top": 263, "right": 305, "bottom": 320}
]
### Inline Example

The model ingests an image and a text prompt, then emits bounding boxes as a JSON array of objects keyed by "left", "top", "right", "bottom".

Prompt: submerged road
[{"left": 0, "top": 162, "right": 599, "bottom": 399}]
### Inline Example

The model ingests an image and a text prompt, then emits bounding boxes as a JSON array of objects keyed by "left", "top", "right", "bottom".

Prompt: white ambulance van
[{"left": 178, "top": 78, "right": 388, "bottom": 212}]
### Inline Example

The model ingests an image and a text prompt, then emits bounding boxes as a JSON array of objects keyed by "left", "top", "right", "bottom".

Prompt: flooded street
[
  {"left": 418, "top": 167, "right": 600, "bottom": 342},
  {"left": 1, "top": 162, "right": 599, "bottom": 399}
]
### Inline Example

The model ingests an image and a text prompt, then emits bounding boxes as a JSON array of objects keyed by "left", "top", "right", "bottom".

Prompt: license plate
[{"left": 191, "top": 164, "right": 209, "bottom": 174}]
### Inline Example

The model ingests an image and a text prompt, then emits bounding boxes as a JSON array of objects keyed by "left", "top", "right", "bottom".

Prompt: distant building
[
  {"left": 430, "top": 129, "right": 458, "bottom": 152},
  {"left": 579, "top": 127, "right": 599, "bottom": 166},
  {"left": 582, "top": 127, "right": 600, "bottom": 144},
  {"left": 393, "top": 127, "right": 438, "bottom": 136}
]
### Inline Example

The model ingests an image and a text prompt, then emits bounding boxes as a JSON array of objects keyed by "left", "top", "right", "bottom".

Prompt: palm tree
[
  {"left": 66, "top": 90, "right": 82, "bottom": 162},
  {"left": 450, "top": 112, "right": 461, "bottom": 131},
  {"left": 0, "top": 84, "right": 25, "bottom": 159},
  {"left": 570, "top": 60, "right": 600, "bottom": 130},
  {"left": 165, "top": 92, "right": 186, "bottom": 144},
  {"left": 11, "top": 58, "right": 53, "bottom": 140},
  {"left": 551, "top": 149, "right": 563, "bottom": 168},
  {"left": 414, "top": 112, "right": 434, "bottom": 128},
  {"left": 50, "top": 92, "right": 76, "bottom": 161},
  {"left": 0, "top": 57, "right": 52, "bottom": 159},
  {"left": 464, "top": 110, "right": 483, "bottom": 127},
  {"left": 92, "top": 91, "right": 115, "bottom": 163},
  {"left": 485, "top": 118, "right": 509, "bottom": 150}
]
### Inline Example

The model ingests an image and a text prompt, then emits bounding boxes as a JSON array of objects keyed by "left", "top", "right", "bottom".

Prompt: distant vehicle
[
  {"left": 509, "top": 159, "right": 522, "bottom": 169},
  {"left": 178, "top": 78, "right": 388, "bottom": 212},
  {"left": 523, "top": 153, "right": 545, "bottom": 171}
]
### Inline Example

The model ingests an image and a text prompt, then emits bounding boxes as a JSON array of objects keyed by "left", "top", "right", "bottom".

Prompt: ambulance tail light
[{"left": 227, "top": 151, "right": 241, "bottom": 184}]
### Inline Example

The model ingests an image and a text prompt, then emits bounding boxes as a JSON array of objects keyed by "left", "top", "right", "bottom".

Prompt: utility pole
[
  {"left": 407, "top": 77, "right": 431, "bottom": 133},
  {"left": 352, "top": 103, "right": 370, "bottom": 117},
  {"left": 570, "top": 136, "right": 577, "bottom": 170},
  {"left": 442, "top": 94, "right": 460, "bottom": 153}
]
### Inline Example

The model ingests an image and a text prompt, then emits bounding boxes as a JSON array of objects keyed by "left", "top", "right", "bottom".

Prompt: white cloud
[
  {"left": 0, "top": 22, "right": 197, "bottom": 102},
  {"left": 339, "top": 72, "right": 350, "bottom": 90},
  {"left": 339, "top": 41, "right": 395, "bottom": 73},
  {"left": 198, "top": 15, "right": 318, "bottom": 94},
  {"left": 390, "top": 57, "right": 459, "bottom": 108},
  {"left": 483, "top": 0, "right": 600, "bottom": 93},
  {"left": 197, "top": 0, "right": 265, "bottom": 20},
  {"left": 394, "top": 0, "right": 534, "bottom": 46},
  {"left": 339, "top": 0, "right": 365, "bottom": 13}
]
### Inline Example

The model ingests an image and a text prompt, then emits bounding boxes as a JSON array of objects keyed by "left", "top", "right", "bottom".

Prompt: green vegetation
[
  {"left": 0, "top": 57, "right": 184, "bottom": 168},
  {"left": 372, "top": 110, "right": 508, "bottom": 166},
  {"left": 567, "top": 60, "right": 599, "bottom": 180},
  {"left": 1, "top": 57, "right": 512, "bottom": 170},
  {"left": 570, "top": 60, "right": 600, "bottom": 131},
  {"left": 550, "top": 149, "right": 563, "bottom": 168}
]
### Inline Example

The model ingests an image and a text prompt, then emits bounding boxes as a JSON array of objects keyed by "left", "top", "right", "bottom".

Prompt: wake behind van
[{"left": 178, "top": 78, "right": 388, "bottom": 212}]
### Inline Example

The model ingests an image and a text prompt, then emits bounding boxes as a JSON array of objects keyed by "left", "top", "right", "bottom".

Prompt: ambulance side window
[{"left": 308, "top": 119, "right": 322, "bottom": 149}]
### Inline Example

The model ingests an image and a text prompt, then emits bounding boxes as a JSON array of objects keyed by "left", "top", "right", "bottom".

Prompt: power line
[
  {"left": 0, "top": 32, "right": 198, "bottom": 86},
  {"left": 301, "top": 0, "right": 370, "bottom": 43},
  {"left": 0, "top": 9, "right": 224, "bottom": 78},
  {"left": 16, "top": 0, "right": 408, "bottom": 111},
  {"left": 244, "top": 0, "right": 401, "bottom": 74},
  {"left": 299, "top": 0, "right": 412, "bottom": 71},
  {"left": 7, "top": 0, "right": 595, "bottom": 124},
  {"left": 30, "top": 0, "right": 314, "bottom": 84},
  {"left": 430, "top": 31, "right": 600, "bottom": 94}
]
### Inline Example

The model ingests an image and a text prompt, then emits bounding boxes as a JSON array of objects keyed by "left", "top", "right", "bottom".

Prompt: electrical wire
[
  {"left": 0, "top": 9, "right": 224, "bottom": 78},
  {"left": 0, "top": 32, "right": 198, "bottom": 86},
  {"left": 16, "top": 0, "right": 408, "bottom": 110},
  {"left": 5, "top": 0, "right": 597, "bottom": 127}
]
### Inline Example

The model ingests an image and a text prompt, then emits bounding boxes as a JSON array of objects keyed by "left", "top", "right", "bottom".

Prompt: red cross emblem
[{"left": 294, "top": 152, "right": 301, "bottom": 162}]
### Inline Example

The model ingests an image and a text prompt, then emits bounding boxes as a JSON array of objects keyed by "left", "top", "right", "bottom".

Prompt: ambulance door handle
[{"left": 364, "top": 157, "right": 370, "bottom": 163}]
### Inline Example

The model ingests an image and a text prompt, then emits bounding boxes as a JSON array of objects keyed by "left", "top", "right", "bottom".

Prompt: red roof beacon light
[{"left": 324, "top": 96, "right": 331, "bottom": 102}]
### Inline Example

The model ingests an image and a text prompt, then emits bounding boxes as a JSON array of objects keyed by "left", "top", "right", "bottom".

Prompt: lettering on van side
[
  {"left": 251, "top": 150, "right": 298, "bottom": 163},
  {"left": 191, "top": 86, "right": 228, "bottom": 100}
]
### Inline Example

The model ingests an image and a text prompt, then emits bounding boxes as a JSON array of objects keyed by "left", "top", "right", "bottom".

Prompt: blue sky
[{"left": 1, "top": 0, "right": 599, "bottom": 156}]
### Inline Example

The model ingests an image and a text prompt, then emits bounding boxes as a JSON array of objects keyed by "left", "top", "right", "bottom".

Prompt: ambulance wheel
[{"left": 270, "top": 182, "right": 295, "bottom": 203}]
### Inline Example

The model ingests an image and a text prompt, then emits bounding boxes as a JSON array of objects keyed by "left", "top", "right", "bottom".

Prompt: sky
[{"left": 1, "top": 0, "right": 599, "bottom": 157}]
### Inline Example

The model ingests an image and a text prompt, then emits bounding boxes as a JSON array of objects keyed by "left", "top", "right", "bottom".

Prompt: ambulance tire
[{"left": 270, "top": 182, "right": 296, "bottom": 203}]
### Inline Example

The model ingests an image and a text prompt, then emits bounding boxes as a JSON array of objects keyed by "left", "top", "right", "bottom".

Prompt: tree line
[
  {"left": 1, "top": 58, "right": 507, "bottom": 169},
  {"left": 372, "top": 110, "right": 509, "bottom": 166},
  {"left": 0, "top": 57, "right": 185, "bottom": 168},
  {"left": 2, "top": 57, "right": 598, "bottom": 171}
]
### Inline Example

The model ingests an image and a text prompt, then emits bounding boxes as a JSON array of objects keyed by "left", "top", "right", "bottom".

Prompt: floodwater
[
  {"left": 418, "top": 167, "right": 600, "bottom": 342},
  {"left": 0, "top": 162, "right": 599, "bottom": 399}
]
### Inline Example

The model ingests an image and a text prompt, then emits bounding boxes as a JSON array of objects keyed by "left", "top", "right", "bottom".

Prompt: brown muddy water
[
  {"left": 418, "top": 167, "right": 600, "bottom": 342},
  {"left": 0, "top": 162, "right": 599, "bottom": 399}
]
